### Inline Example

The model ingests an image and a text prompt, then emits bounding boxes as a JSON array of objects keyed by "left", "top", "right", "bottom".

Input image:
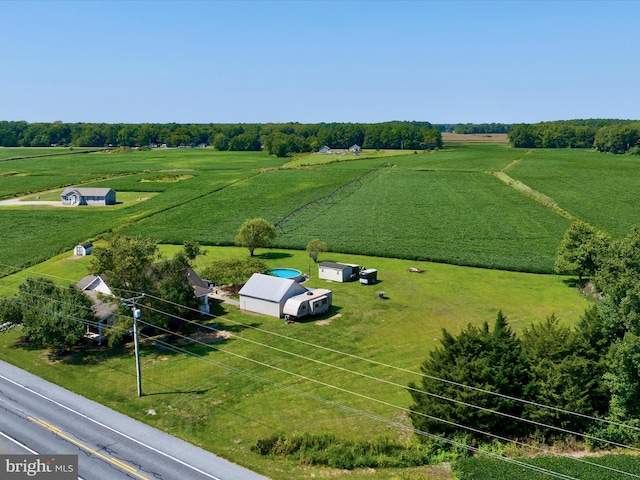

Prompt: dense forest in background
[
  {"left": 508, "top": 119, "right": 640, "bottom": 154},
  {"left": 0, "top": 120, "right": 442, "bottom": 156},
  {"left": 1, "top": 119, "right": 638, "bottom": 155}
]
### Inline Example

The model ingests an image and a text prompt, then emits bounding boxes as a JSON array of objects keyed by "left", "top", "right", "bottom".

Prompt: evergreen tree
[
  {"left": 408, "top": 311, "right": 530, "bottom": 443},
  {"left": 522, "top": 314, "right": 608, "bottom": 433}
]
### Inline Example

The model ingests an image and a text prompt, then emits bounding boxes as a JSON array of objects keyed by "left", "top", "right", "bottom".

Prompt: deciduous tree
[
  {"left": 16, "top": 277, "right": 92, "bottom": 351},
  {"left": 306, "top": 239, "right": 328, "bottom": 263},
  {"left": 235, "top": 218, "right": 276, "bottom": 257},
  {"left": 90, "top": 236, "right": 160, "bottom": 293},
  {"left": 201, "top": 257, "right": 267, "bottom": 292},
  {"left": 554, "top": 221, "right": 610, "bottom": 286}
]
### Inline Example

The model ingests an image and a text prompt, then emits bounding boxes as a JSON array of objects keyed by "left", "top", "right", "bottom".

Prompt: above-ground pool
[{"left": 267, "top": 268, "right": 305, "bottom": 282}]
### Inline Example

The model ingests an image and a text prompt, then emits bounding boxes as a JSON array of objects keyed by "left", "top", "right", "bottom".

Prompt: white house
[
  {"left": 239, "top": 273, "right": 308, "bottom": 318},
  {"left": 61, "top": 188, "right": 116, "bottom": 206},
  {"left": 318, "top": 145, "right": 331, "bottom": 154},
  {"left": 186, "top": 267, "right": 213, "bottom": 314},
  {"left": 76, "top": 275, "right": 117, "bottom": 343},
  {"left": 318, "top": 262, "right": 360, "bottom": 282},
  {"left": 349, "top": 144, "right": 361, "bottom": 152},
  {"left": 74, "top": 241, "right": 93, "bottom": 256}
]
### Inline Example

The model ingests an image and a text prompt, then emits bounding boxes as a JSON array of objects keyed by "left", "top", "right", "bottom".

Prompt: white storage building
[{"left": 239, "top": 273, "right": 308, "bottom": 318}]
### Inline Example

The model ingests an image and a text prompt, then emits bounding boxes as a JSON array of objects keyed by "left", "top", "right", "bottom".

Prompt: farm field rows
[
  {"left": 1, "top": 144, "right": 638, "bottom": 273},
  {"left": 453, "top": 453, "right": 640, "bottom": 480},
  {"left": 506, "top": 148, "right": 640, "bottom": 237}
]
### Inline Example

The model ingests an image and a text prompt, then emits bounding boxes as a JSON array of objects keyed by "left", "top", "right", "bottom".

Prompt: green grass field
[
  {"left": 1, "top": 145, "right": 638, "bottom": 479},
  {"left": 0, "top": 246, "right": 589, "bottom": 480}
]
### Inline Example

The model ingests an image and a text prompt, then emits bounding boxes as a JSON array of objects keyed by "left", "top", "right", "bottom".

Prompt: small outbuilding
[
  {"left": 318, "top": 145, "right": 331, "bottom": 154},
  {"left": 239, "top": 273, "right": 308, "bottom": 318},
  {"left": 359, "top": 268, "right": 378, "bottom": 285},
  {"left": 318, "top": 262, "right": 360, "bottom": 282},
  {"left": 74, "top": 241, "right": 93, "bottom": 256},
  {"left": 61, "top": 188, "right": 116, "bottom": 206}
]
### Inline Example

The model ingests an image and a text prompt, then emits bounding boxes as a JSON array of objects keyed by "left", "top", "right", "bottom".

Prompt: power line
[
  {"left": 135, "top": 288, "right": 640, "bottom": 436},
  {"left": 4, "top": 264, "right": 640, "bottom": 475},
  {"left": 3, "top": 289, "right": 640, "bottom": 479},
  {"left": 3, "top": 267, "right": 639, "bottom": 448},
  {"left": 2, "top": 266, "right": 636, "bottom": 446},
  {"left": 143, "top": 333, "right": 636, "bottom": 480},
  {"left": 136, "top": 299, "right": 640, "bottom": 451}
]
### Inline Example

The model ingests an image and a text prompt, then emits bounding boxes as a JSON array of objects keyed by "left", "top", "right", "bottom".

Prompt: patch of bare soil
[
  {"left": 442, "top": 132, "right": 509, "bottom": 144},
  {"left": 316, "top": 313, "right": 341, "bottom": 326},
  {"left": 183, "top": 330, "right": 232, "bottom": 345}
]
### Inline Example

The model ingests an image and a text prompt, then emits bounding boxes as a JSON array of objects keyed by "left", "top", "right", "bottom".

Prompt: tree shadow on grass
[
  {"left": 256, "top": 251, "right": 292, "bottom": 260},
  {"left": 58, "top": 343, "right": 130, "bottom": 366},
  {"left": 562, "top": 277, "right": 581, "bottom": 289}
]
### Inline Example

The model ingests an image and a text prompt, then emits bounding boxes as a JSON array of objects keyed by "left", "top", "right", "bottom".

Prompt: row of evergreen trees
[
  {"left": 508, "top": 120, "right": 640, "bottom": 154},
  {"left": 409, "top": 223, "right": 640, "bottom": 450},
  {"left": 0, "top": 120, "right": 442, "bottom": 155}
]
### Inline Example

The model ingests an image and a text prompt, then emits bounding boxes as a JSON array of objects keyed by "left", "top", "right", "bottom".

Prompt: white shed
[
  {"left": 318, "top": 262, "right": 359, "bottom": 282},
  {"left": 74, "top": 241, "right": 93, "bottom": 256},
  {"left": 239, "top": 273, "right": 308, "bottom": 318}
]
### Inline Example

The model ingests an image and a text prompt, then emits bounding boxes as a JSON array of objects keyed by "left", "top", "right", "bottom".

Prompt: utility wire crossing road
[{"left": 0, "top": 360, "right": 269, "bottom": 480}]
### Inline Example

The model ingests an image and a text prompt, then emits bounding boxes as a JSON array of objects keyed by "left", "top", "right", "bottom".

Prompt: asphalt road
[{"left": 0, "top": 360, "right": 270, "bottom": 480}]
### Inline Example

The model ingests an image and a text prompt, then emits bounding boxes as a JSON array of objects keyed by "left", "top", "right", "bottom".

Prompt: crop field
[
  {"left": 0, "top": 146, "right": 81, "bottom": 159},
  {"left": 506, "top": 148, "right": 640, "bottom": 237},
  {"left": 453, "top": 453, "right": 640, "bottom": 480},
  {"left": 1, "top": 145, "right": 639, "bottom": 274}
]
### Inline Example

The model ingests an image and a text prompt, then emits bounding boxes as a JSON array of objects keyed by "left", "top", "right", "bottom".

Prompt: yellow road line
[{"left": 28, "top": 416, "right": 149, "bottom": 480}]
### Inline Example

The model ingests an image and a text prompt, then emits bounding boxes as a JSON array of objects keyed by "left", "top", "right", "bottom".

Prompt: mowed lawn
[{"left": 0, "top": 246, "right": 588, "bottom": 480}]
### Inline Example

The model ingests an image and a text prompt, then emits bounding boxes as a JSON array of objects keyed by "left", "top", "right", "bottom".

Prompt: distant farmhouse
[{"left": 61, "top": 188, "right": 116, "bottom": 206}]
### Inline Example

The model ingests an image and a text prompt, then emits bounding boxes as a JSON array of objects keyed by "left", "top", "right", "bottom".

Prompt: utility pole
[{"left": 122, "top": 294, "right": 145, "bottom": 397}]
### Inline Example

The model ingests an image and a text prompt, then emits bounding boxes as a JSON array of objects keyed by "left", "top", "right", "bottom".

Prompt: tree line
[
  {"left": 409, "top": 221, "right": 640, "bottom": 452},
  {"left": 508, "top": 119, "right": 640, "bottom": 154},
  {"left": 0, "top": 120, "right": 442, "bottom": 156}
]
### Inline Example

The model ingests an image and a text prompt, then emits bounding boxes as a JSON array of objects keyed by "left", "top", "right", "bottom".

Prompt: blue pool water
[{"left": 267, "top": 268, "right": 303, "bottom": 280}]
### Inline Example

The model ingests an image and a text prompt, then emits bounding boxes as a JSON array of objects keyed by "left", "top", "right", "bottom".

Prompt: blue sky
[{"left": 1, "top": 0, "right": 638, "bottom": 124}]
